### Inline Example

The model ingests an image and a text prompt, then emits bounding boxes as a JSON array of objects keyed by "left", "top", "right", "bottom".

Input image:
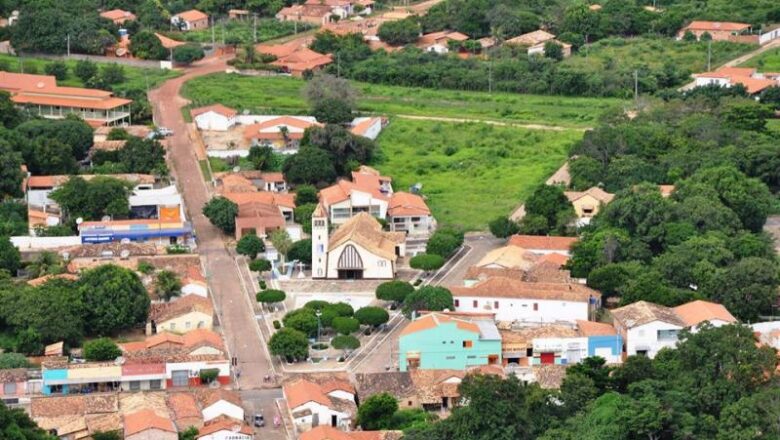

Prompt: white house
[
  {"left": 312, "top": 209, "right": 405, "bottom": 279},
  {"left": 449, "top": 277, "right": 600, "bottom": 324},
  {"left": 197, "top": 419, "right": 253, "bottom": 440},
  {"left": 197, "top": 389, "right": 244, "bottom": 423},
  {"left": 693, "top": 66, "right": 779, "bottom": 95},
  {"left": 611, "top": 301, "right": 685, "bottom": 358},
  {"left": 672, "top": 300, "right": 737, "bottom": 332},
  {"left": 171, "top": 9, "right": 209, "bottom": 31},
  {"left": 191, "top": 104, "right": 237, "bottom": 131},
  {"left": 349, "top": 117, "right": 384, "bottom": 140},
  {"left": 283, "top": 379, "right": 356, "bottom": 432}
]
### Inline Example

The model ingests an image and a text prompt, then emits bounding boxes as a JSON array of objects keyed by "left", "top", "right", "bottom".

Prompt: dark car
[{"left": 254, "top": 413, "right": 265, "bottom": 427}]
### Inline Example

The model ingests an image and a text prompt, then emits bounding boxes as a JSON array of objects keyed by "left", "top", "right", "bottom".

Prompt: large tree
[
  {"left": 0, "top": 279, "right": 84, "bottom": 345},
  {"left": 402, "top": 286, "right": 453, "bottom": 318},
  {"left": 203, "top": 197, "right": 239, "bottom": 234},
  {"left": 269, "top": 328, "right": 309, "bottom": 361},
  {"left": 358, "top": 393, "right": 399, "bottom": 430},
  {"left": 378, "top": 18, "right": 421, "bottom": 45},
  {"left": 78, "top": 265, "right": 150, "bottom": 336},
  {"left": 50, "top": 176, "right": 131, "bottom": 223},
  {"left": 282, "top": 146, "right": 338, "bottom": 185},
  {"left": 0, "top": 401, "right": 56, "bottom": 439}
]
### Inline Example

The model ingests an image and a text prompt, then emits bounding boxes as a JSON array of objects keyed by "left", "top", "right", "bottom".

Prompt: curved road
[{"left": 149, "top": 56, "right": 274, "bottom": 390}]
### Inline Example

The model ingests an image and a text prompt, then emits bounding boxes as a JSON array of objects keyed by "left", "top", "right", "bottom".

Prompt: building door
[
  {"left": 171, "top": 370, "right": 189, "bottom": 387},
  {"left": 567, "top": 348, "right": 582, "bottom": 364},
  {"left": 312, "top": 413, "right": 319, "bottom": 427},
  {"left": 337, "top": 245, "right": 363, "bottom": 280},
  {"left": 487, "top": 355, "right": 499, "bottom": 365},
  {"left": 331, "top": 415, "right": 338, "bottom": 427},
  {"left": 540, "top": 353, "right": 555, "bottom": 365}
]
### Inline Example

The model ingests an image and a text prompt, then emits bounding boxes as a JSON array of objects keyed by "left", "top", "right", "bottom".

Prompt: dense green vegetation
[
  {"left": 166, "top": 18, "right": 309, "bottom": 45},
  {"left": 404, "top": 325, "right": 779, "bottom": 440},
  {"left": 182, "top": 73, "right": 622, "bottom": 129},
  {"left": 743, "top": 47, "right": 780, "bottom": 71},
  {"left": 375, "top": 119, "right": 576, "bottom": 229}
]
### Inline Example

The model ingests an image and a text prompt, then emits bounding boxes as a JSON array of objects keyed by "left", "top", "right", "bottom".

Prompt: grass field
[
  {"left": 165, "top": 19, "right": 312, "bottom": 45},
  {"left": 182, "top": 74, "right": 623, "bottom": 129},
  {"left": 373, "top": 119, "right": 578, "bottom": 230},
  {"left": 741, "top": 47, "right": 780, "bottom": 71},
  {"left": 564, "top": 37, "right": 755, "bottom": 74},
  {"left": 0, "top": 54, "right": 180, "bottom": 95}
]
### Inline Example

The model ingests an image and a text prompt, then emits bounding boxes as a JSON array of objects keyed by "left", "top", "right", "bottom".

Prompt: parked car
[
  {"left": 155, "top": 127, "right": 174, "bottom": 137},
  {"left": 253, "top": 413, "right": 265, "bottom": 427}
]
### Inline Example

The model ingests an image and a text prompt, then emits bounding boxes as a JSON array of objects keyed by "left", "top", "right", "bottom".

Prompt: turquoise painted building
[
  {"left": 398, "top": 313, "right": 502, "bottom": 371},
  {"left": 42, "top": 368, "right": 68, "bottom": 396}
]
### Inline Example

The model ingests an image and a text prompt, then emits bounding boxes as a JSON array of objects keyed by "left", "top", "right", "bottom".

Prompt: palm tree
[{"left": 155, "top": 270, "right": 182, "bottom": 302}]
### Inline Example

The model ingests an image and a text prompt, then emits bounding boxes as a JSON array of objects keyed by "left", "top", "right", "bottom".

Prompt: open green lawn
[
  {"left": 564, "top": 37, "right": 755, "bottom": 74},
  {"left": 0, "top": 54, "right": 180, "bottom": 94},
  {"left": 165, "top": 19, "right": 313, "bottom": 45},
  {"left": 374, "top": 119, "right": 579, "bottom": 230},
  {"left": 741, "top": 47, "right": 780, "bottom": 71},
  {"left": 181, "top": 74, "right": 623, "bottom": 129}
]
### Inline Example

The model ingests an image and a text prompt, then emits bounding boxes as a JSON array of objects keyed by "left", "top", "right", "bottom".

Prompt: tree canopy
[{"left": 78, "top": 265, "right": 150, "bottom": 336}]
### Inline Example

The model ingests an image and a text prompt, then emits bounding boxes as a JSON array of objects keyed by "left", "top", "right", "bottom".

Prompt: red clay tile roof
[
  {"left": 124, "top": 409, "right": 176, "bottom": 436},
  {"left": 191, "top": 104, "right": 237, "bottom": 118},
  {"left": 388, "top": 192, "right": 430, "bottom": 217},
  {"left": 167, "top": 392, "right": 202, "bottom": 428},
  {"left": 536, "top": 253, "right": 569, "bottom": 268},
  {"left": 350, "top": 117, "right": 383, "bottom": 137},
  {"left": 154, "top": 33, "right": 185, "bottom": 49},
  {"left": 224, "top": 191, "right": 295, "bottom": 209},
  {"left": 198, "top": 418, "right": 253, "bottom": 437},
  {"left": 672, "top": 300, "right": 736, "bottom": 327},
  {"left": 564, "top": 186, "right": 615, "bottom": 204},
  {"left": 400, "top": 312, "right": 480, "bottom": 337},
  {"left": 611, "top": 300, "right": 685, "bottom": 328},
  {"left": 100, "top": 9, "right": 136, "bottom": 22},
  {"left": 195, "top": 388, "right": 242, "bottom": 408},
  {"left": 175, "top": 9, "right": 208, "bottom": 22},
  {"left": 242, "top": 116, "right": 321, "bottom": 141},
  {"left": 320, "top": 379, "right": 356, "bottom": 396},
  {"left": 682, "top": 21, "right": 750, "bottom": 32},
  {"left": 576, "top": 320, "right": 617, "bottom": 336},
  {"left": 449, "top": 277, "right": 599, "bottom": 302},
  {"left": 149, "top": 295, "right": 213, "bottom": 323},
  {"left": 508, "top": 235, "right": 578, "bottom": 251},
  {"left": 284, "top": 379, "right": 332, "bottom": 409}
]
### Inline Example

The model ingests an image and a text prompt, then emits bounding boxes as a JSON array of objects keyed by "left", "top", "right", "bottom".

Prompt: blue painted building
[{"left": 578, "top": 320, "right": 623, "bottom": 363}]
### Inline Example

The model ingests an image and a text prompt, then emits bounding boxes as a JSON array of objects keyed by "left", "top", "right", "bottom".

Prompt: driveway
[{"left": 148, "top": 56, "right": 276, "bottom": 390}]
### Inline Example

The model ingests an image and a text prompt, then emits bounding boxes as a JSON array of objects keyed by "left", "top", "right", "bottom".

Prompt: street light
[{"left": 315, "top": 309, "right": 322, "bottom": 342}]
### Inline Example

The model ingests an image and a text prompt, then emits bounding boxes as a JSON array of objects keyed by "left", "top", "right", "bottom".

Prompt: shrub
[
  {"left": 489, "top": 216, "right": 520, "bottom": 238},
  {"left": 332, "top": 316, "right": 360, "bottom": 335},
  {"left": 426, "top": 228, "right": 464, "bottom": 257},
  {"left": 237, "top": 234, "right": 265, "bottom": 259},
  {"left": 409, "top": 253, "right": 445, "bottom": 271},
  {"left": 83, "top": 338, "right": 122, "bottom": 361},
  {"left": 199, "top": 368, "right": 219, "bottom": 384},
  {"left": 249, "top": 258, "right": 272, "bottom": 272},
  {"left": 166, "top": 244, "right": 189, "bottom": 254},
  {"left": 376, "top": 280, "right": 414, "bottom": 303},
  {"left": 44, "top": 61, "right": 68, "bottom": 80},
  {"left": 257, "top": 289, "right": 286, "bottom": 304},
  {"left": 354, "top": 306, "right": 389, "bottom": 327},
  {"left": 136, "top": 261, "right": 155, "bottom": 274},
  {"left": 332, "top": 335, "right": 360, "bottom": 350},
  {"left": 259, "top": 280, "right": 267, "bottom": 290},
  {"left": 269, "top": 328, "right": 309, "bottom": 361},
  {"left": 173, "top": 44, "right": 205, "bottom": 64},
  {"left": 273, "top": 320, "right": 282, "bottom": 330}
]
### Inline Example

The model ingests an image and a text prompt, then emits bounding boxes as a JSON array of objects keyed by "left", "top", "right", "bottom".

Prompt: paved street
[
  {"left": 240, "top": 389, "right": 289, "bottom": 440},
  {"left": 149, "top": 56, "right": 275, "bottom": 390}
]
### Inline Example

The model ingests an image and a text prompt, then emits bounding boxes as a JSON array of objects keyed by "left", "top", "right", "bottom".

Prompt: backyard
[
  {"left": 0, "top": 54, "right": 180, "bottom": 95},
  {"left": 741, "top": 47, "right": 780, "bottom": 71},
  {"left": 164, "top": 19, "right": 312, "bottom": 45},
  {"left": 373, "top": 119, "right": 577, "bottom": 230},
  {"left": 181, "top": 74, "right": 623, "bottom": 129}
]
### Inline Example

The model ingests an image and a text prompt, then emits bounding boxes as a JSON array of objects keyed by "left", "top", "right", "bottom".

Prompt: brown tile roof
[
  {"left": 167, "top": 392, "right": 202, "bottom": 430},
  {"left": 576, "top": 320, "right": 617, "bottom": 336},
  {"left": 417, "top": 30, "right": 469, "bottom": 47},
  {"left": 124, "top": 409, "right": 176, "bottom": 436},
  {"left": 353, "top": 372, "right": 416, "bottom": 401},
  {"left": 536, "top": 253, "right": 569, "bottom": 267},
  {"left": 63, "top": 242, "right": 158, "bottom": 259},
  {"left": 91, "top": 140, "right": 127, "bottom": 152},
  {"left": 242, "top": 115, "right": 322, "bottom": 142},
  {"left": 26, "top": 173, "right": 154, "bottom": 189},
  {"left": 195, "top": 388, "right": 242, "bottom": 409},
  {"left": 506, "top": 30, "right": 555, "bottom": 46},
  {"left": 464, "top": 266, "right": 526, "bottom": 281},
  {"left": 100, "top": 9, "right": 136, "bottom": 22},
  {"left": 223, "top": 191, "right": 295, "bottom": 209},
  {"left": 672, "top": 300, "right": 736, "bottom": 327},
  {"left": 328, "top": 212, "right": 405, "bottom": 260},
  {"left": 508, "top": 235, "right": 578, "bottom": 251},
  {"left": 408, "top": 370, "right": 465, "bottom": 403},
  {"left": 533, "top": 364, "right": 567, "bottom": 389},
  {"left": 476, "top": 245, "right": 538, "bottom": 270},
  {"left": 86, "top": 412, "right": 122, "bottom": 434},
  {"left": 175, "top": 9, "right": 208, "bottom": 22},
  {"left": 284, "top": 379, "right": 333, "bottom": 409},
  {"left": 198, "top": 417, "right": 252, "bottom": 436},
  {"left": 118, "top": 391, "right": 169, "bottom": 417},
  {"left": 191, "top": 104, "right": 237, "bottom": 118},
  {"left": 682, "top": 21, "right": 750, "bottom": 32},
  {"left": 388, "top": 192, "right": 430, "bottom": 217},
  {"left": 149, "top": 295, "right": 213, "bottom": 323},
  {"left": 0, "top": 368, "right": 28, "bottom": 383},
  {"left": 320, "top": 379, "right": 356, "bottom": 396},
  {"left": 26, "top": 273, "right": 78, "bottom": 287},
  {"left": 31, "top": 394, "right": 118, "bottom": 418},
  {"left": 450, "top": 277, "right": 599, "bottom": 303},
  {"left": 564, "top": 186, "right": 615, "bottom": 204},
  {"left": 611, "top": 301, "right": 686, "bottom": 328},
  {"left": 400, "top": 312, "right": 480, "bottom": 337}
]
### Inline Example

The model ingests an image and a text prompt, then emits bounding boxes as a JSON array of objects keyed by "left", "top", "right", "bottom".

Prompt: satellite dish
[
  {"left": 101, "top": 215, "right": 111, "bottom": 222},
  {"left": 242, "top": 109, "right": 250, "bottom": 115},
  {"left": 114, "top": 356, "right": 126, "bottom": 365},
  {"left": 120, "top": 238, "right": 131, "bottom": 244},
  {"left": 61, "top": 252, "right": 70, "bottom": 260},
  {"left": 120, "top": 250, "right": 130, "bottom": 259},
  {"left": 76, "top": 217, "right": 83, "bottom": 225},
  {"left": 232, "top": 166, "right": 240, "bottom": 173}
]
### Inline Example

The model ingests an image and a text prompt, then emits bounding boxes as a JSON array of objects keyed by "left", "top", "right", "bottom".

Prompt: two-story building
[{"left": 398, "top": 312, "right": 502, "bottom": 372}]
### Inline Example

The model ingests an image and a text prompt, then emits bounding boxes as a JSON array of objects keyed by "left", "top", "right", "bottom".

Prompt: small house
[
  {"left": 677, "top": 21, "right": 751, "bottom": 41},
  {"left": 171, "top": 9, "right": 209, "bottom": 31},
  {"left": 191, "top": 104, "right": 237, "bottom": 131},
  {"left": 564, "top": 186, "right": 615, "bottom": 223},
  {"left": 124, "top": 409, "right": 178, "bottom": 440},
  {"left": 283, "top": 379, "right": 356, "bottom": 432}
]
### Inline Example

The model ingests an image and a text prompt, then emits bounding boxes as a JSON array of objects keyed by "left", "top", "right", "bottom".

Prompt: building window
[
  {"left": 445, "top": 356, "right": 456, "bottom": 360},
  {"left": 467, "top": 355, "right": 476, "bottom": 359},
  {"left": 657, "top": 329, "right": 679, "bottom": 341},
  {"left": 171, "top": 370, "right": 189, "bottom": 387},
  {"left": 494, "top": 301, "right": 499, "bottom": 309},
  {"left": 198, "top": 321, "right": 205, "bottom": 329},
  {"left": 472, "top": 300, "right": 477, "bottom": 308},
  {"left": 169, "top": 323, "right": 176, "bottom": 330},
  {"left": 3, "top": 382, "right": 16, "bottom": 395},
  {"left": 129, "top": 381, "right": 141, "bottom": 391},
  {"left": 149, "top": 380, "right": 162, "bottom": 390},
  {"left": 463, "top": 340, "right": 473, "bottom": 348},
  {"left": 408, "top": 401, "right": 413, "bottom": 406},
  {"left": 533, "top": 303, "right": 538, "bottom": 311},
  {"left": 185, "top": 321, "right": 191, "bottom": 329},
  {"left": 454, "top": 299, "right": 459, "bottom": 307}
]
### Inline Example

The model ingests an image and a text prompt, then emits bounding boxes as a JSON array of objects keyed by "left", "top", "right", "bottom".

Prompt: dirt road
[
  {"left": 149, "top": 56, "right": 275, "bottom": 390},
  {"left": 679, "top": 39, "right": 780, "bottom": 91}
]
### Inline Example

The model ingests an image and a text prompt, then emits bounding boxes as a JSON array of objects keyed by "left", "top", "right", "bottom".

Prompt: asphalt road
[{"left": 149, "top": 56, "right": 275, "bottom": 390}]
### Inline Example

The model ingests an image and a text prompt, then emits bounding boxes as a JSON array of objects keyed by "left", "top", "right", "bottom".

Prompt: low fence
[
  {"left": 11, "top": 236, "right": 81, "bottom": 251},
  {"left": 206, "top": 149, "right": 249, "bottom": 158}
]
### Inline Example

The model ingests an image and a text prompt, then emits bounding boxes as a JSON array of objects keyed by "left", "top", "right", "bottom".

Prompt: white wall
[
  {"left": 760, "top": 28, "right": 780, "bottom": 45},
  {"left": 27, "top": 189, "right": 54, "bottom": 207},
  {"left": 453, "top": 296, "right": 589, "bottom": 324},
  {"left": 182, "top": 283, "right": 208, "bottom": 297},
  {"left": 165, "top": 360, "right": 230, "bottom": 378},
  {"left": 695, "top": 76, "right": 730, "bottom": 87},
  {"left": 207, "top": 150, "right": 249, "bottom": 158},
  {"left": 326, "top": 390, "right": 354, "bottom": 402},
  {"left": 291, "top": 401, "right": 350, "bottom": 430},
  {"left": 11, "top": 236, "right": 81, "bottom": 250},
  {"left": 326, "top": 241, "right": 394, "bottom": 279},
  {"left": 199, "top": 431, "right": 251, "bottom": 440},
  {"left": 626, "top": 321, "right": 682, "bottom": 358},
  {"left": 202, "top": 400, "right": 244, "bottom": 423},
  {"left": 194, "top": 112, "right": 235, "bottom": 131}
]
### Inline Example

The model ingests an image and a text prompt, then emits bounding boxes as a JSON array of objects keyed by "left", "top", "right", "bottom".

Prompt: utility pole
[
  {"left": 211, "top": 17, "right": 215, "bottom": 46},
  {"left": 253, "top": 14, "right": 258, "bottom": 43},
  {"left": 488, "top": 60, "right": 493, "bottom": 94},
  {"left": 337, "top": 53, "right": 341, "bottom": 77},
  {"left": 633, "top": 69, "right": 639, "bottom": 103},
  {"left": 66, "top": 34, "right": 70, "bottom": 57},
  {"left": 707, "top": 39, "right": 712, "bottom": 71}
]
